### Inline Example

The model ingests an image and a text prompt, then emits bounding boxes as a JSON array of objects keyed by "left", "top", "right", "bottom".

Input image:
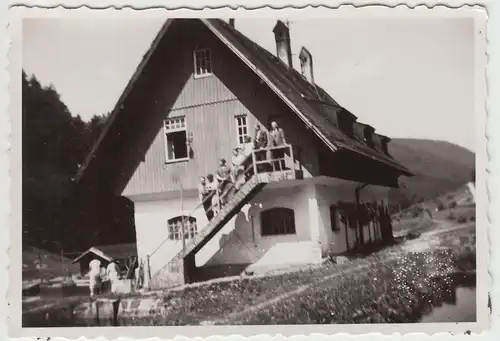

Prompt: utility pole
[
  {"left": 180, "top": 181, "right": 185, "bottom": 251},
  {"left": 172, "top": 172, "right": 185, "bottom": 251}
]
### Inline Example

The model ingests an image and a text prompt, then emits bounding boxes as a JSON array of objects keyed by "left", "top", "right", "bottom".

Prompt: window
[
  {"left": 167, "top": 216, "right": 197, "bottom": 241},
  {"left": 330, "top": 206, "right": 340, "bottom": 232},
  {"left": 235, "top": 115, "right": 248, "bottom": 145},
  {"left": 163, "top": 116, "right": 188, "bottom": 162},
  {"left": 261, "top": 208, "right": 296, "bottom": 236},
  {"left": 193, "top": 49, "right": 212, "bottom": 77}
]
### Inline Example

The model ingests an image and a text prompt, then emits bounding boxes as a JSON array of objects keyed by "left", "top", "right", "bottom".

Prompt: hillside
[
  {"left": 387, "top": 138, "right": 475, "bottom": 207},
  {"left": 23, "top": 245, "right": 80, "bottom": 282}
]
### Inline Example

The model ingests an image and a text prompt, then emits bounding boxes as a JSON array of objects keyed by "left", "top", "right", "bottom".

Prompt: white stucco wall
[
  {"left": 203, "top": 183, "right": 320, "bottom": 268},
  {"left": 315, "top": 177, "right": 391, "bottom": 254},
  {"left": 132, "top": 194, "right": 240, "bottom": 276},
  {"left": 131, "top": 177, "right": 392, "bottom": 277}
]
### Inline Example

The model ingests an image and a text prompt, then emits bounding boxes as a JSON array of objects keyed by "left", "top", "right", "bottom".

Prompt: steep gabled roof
[
  {"left": 204, "top": 19, "right": 411, "bottom": 175},
  {"left": 75, "top": 18, "right": 412, "bottom": 186}
]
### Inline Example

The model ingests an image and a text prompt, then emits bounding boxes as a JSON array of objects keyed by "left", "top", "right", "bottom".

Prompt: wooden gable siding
[
  {"left": 122, "top": 20, "right": 321, "bottom": 197},
  {"left": 124, "top": 101, "right": 256, "bottom": 195}
]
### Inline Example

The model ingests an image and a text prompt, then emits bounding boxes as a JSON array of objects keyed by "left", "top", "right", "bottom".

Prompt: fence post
[
  {"left": 144, "top": 255, "right": 150, "bottom": 290},
  {"left": 252, "top": 150, "right": 257, "bottom": 175}
]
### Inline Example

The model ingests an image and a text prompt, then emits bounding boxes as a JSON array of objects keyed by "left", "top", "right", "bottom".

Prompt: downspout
[
  {"left": 355, "top": 183, "right": 369, "bottom": 248},
  {"left": 250, "top": 215, "right": 257, "bottom": 247}
]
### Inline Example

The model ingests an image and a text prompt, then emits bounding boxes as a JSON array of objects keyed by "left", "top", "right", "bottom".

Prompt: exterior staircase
[{"left": 149, "top": 170, "right": 297, "bottom": 290}]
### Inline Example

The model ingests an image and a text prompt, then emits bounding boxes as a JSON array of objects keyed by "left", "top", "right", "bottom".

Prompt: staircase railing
[{"left": 144, "top": 144, "right": 299, "bottom": 283}]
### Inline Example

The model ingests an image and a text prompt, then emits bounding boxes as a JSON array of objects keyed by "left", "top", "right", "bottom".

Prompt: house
[
  {"left": 74, "top": 19, "right": 413, "bottom": 290},
  {"left": 72, "top": 243, "right": 137, "bottom": 277}
]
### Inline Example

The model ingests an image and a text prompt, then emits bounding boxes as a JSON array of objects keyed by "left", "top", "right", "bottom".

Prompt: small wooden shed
[{"left": 72, "top": 243, "right": 137, "bottom": 278}]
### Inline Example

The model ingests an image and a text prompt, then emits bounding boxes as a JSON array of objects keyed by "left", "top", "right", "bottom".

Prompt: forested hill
[
  {"left": 22, "top": 71, "right": 111, "bottom": 252},
  {"left": 387, "top": 138, "right": 475, "bottom": 208}
]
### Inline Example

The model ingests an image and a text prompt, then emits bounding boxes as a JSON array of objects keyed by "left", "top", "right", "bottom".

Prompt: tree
[{"left": 22, "top": 71, "right": 111, "bottom": 252}]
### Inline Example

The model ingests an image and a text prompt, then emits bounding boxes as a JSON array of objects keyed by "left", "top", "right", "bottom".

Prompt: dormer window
[
  {"left": 381, "top": 136, "right": 391, "bottom": 155},
  {"left": 364, "top": 127, "right": 374, "bottom": 147},
  {"left": 193, "top": 48, "right": 212, "bottom": 78},
  {"left": 338, "top": 114, "right": 354, "bottom": 137}
]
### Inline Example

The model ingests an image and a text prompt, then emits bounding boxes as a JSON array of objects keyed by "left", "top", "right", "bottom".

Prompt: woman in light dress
[
  {"left": 88, "top": 259, "right": 102, "bottom": 297},
  {"left": 106, "top": 260, "right": 121, "bottom": 294}
]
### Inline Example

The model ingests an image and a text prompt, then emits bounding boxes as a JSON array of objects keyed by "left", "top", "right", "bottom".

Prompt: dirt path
[
  {"left": 402, "top": 220, "right": 473, "bottom": 253},
  {"left": 202, "top": 221, "right": 472, "bottom": 325}
]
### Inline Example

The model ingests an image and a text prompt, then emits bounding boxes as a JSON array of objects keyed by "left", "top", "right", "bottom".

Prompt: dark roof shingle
[{"left": 205, "top": 19, "right": 411, "bottom": 175}]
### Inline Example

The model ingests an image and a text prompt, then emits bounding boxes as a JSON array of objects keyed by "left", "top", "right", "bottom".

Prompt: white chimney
[
  {"left": 299, "top": 47, "right": 314, "bottom": 85},
  {"left": 273, "top": 20, "right": 293, "bottom": 68}
]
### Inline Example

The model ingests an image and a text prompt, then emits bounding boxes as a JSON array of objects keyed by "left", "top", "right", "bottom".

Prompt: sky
[{"left": 22, "top": 17, "right": 475, "bottom": 152}]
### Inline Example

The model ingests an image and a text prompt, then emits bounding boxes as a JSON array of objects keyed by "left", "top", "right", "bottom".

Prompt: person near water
[
  {"left": 106, "top": 260, "right": 121, "bottom": 294},
  {"left": 88, "top": 259, "right": 102, "bottom": 297},
  {"left": 134, "top": 259, "right": 144, "bottom": 290}
]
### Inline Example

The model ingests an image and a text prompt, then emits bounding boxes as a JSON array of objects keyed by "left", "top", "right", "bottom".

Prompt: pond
[
  {"left": 420, "top": 286, "right": 476, "bottom": 323},
  {"left": 23, "top": 272, "right": 478, "bottom": 327},
  {"left": 419, "top": 272, "right": 476, "bottom": 323}
]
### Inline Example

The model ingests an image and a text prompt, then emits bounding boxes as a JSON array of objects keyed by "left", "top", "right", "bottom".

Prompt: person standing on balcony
[
  {"left": 198, "top": 176, "right": 213, "bottom": 221},
  {"left": 253, "top": 124, "right": 269, "bottom": 172},
  {"left": 270, "top": 121, "right": 287, "bottom": 170},
  {"left": 253, "top": 124, "right": 268, "bottom": 150}
]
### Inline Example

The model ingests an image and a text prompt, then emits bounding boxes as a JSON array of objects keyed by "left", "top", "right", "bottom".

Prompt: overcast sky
[{"left": 22, "top": 17, "right": 475, "bottom": 151}]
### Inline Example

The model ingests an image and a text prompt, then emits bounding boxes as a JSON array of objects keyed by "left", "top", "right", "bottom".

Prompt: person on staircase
[
  {"left": 198, "top": 176, "right": 213, "bottom": 221},
  {"left": 243, "top": 136, "right": 254, "bottom": 157},
  {"left": 206, "top": 173, "right": 220, "bottom": 216},
  {"left": 216, "top": 158, "right": 231, "bottom": 205},
  {"left": 231, "top": 147, "right": 248, "bottom": 191}
]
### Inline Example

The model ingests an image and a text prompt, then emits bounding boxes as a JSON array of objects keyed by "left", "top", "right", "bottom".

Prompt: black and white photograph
[{"left": 8, "top": 4, "right": 488, "bottom": 336}]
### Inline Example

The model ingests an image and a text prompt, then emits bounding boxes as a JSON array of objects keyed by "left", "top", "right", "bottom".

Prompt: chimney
[
  {"left": 299, "top": 47, "right": 314, "bottom": 85},
  {"left": 273, "top": 20, "right": 293, "bottom": 68},
  {"left": 229, "top": 19, "right": 235, "bottom": 28}
]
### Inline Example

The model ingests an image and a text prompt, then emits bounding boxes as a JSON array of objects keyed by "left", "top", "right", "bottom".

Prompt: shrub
[
  {"left": 457, "top": 216, "right": 467, "bottom": 224},
  {"left": 469, "top": 216, "right": 476, "bottom": 222},
  {"left": 449, "top": 201, "right": 458, "bottom": 209},
  {"left": 435, "top": 200, "right": 445, "bottom": 211},
  {"left": 405, "top": 231, "right": 421, "bottom": 240}
]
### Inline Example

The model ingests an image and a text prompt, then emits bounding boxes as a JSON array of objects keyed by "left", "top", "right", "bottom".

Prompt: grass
[
  {"left": 24, "top": 221, "right": 477, "bottom": 327},
  {"left": 236, "top": 252, "right": 457, "bottom": 325}
]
